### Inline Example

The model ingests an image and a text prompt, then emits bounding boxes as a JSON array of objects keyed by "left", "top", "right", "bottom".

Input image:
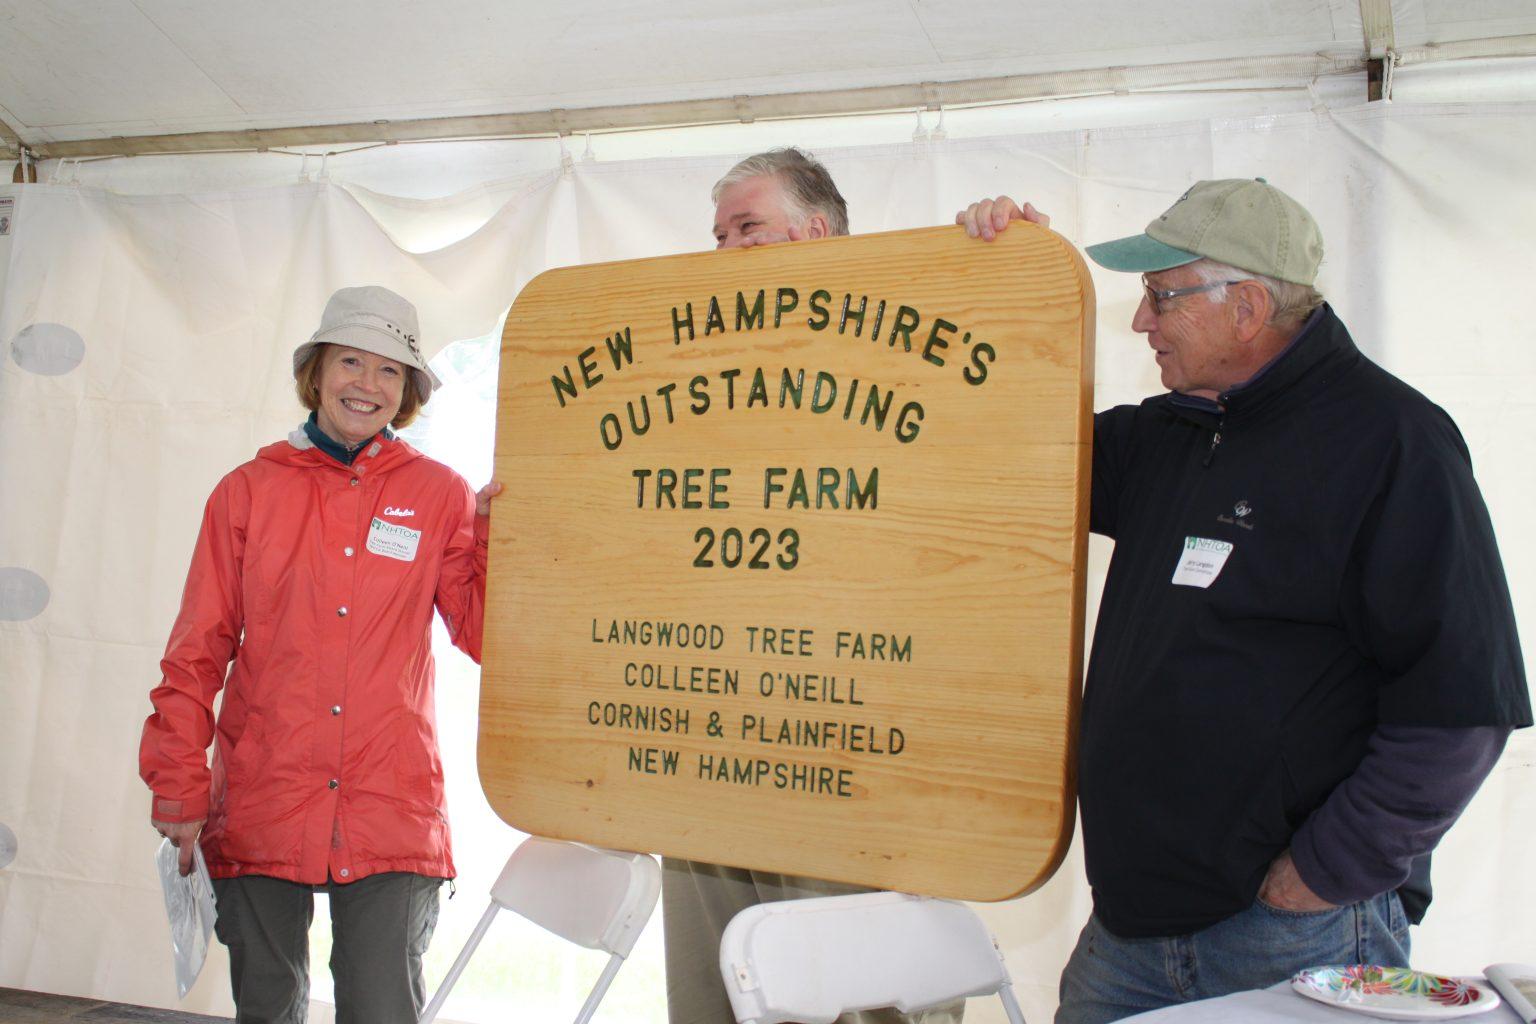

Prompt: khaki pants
[
  {"left": 663, "top": 858, "right": 966, "bottom": 1024},
  {"left": 212, "top": 872, "right": 441, "bottom": 1024}
]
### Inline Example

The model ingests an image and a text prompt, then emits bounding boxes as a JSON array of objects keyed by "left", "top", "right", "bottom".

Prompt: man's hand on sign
[
  {"left": 475, "top": 481, "right": 504, "bottom": 517},
  {"left": 735, "top": 223, "right": 806, "bottom": 249},
  {"left": 956, "top": 196, "right": 1051, "bottom": 241},
  {"left": 1256, "top": 848, "right": 1338, "bottom": 913},
  {"left": 152, "top": 817, "right": 206, "bottom": 877}
]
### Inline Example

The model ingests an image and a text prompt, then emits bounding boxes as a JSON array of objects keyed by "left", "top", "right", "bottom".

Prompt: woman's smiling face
[{"left": 314, "top": 344, "right": 406, "bottom": 447}]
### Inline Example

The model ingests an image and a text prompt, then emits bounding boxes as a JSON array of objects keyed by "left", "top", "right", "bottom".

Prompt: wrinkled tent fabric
[{"left": 1, "top": 100, "right": 1533, "bottom": 1023}]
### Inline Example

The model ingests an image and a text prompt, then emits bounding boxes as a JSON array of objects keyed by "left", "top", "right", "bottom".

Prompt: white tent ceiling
[{"left": 3, "top": 0, "right": 1535, "bottom": 159}]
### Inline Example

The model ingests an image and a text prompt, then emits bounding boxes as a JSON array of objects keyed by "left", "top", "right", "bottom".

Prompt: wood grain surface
[{"left": 480, "top": 223, "right": 1093, "bottom": 901}]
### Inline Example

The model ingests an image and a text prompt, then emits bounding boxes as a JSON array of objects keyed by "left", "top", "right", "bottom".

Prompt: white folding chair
[
  {"left": 719, "top": 890, "right": 1026, "bottom": 1024},
  {"left": 418, "top": 836, "right": 662, "bottom": 1024}
]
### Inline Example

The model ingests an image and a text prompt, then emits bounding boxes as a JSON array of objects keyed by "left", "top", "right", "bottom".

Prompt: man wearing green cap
[{"left": 979, "top": 179, "right": 1530, "bottom": 1022}]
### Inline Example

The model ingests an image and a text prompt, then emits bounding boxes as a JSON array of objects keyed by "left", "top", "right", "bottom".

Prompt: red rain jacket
[{"left": 139, "top": 430, "right": 487, "bottom": 884}]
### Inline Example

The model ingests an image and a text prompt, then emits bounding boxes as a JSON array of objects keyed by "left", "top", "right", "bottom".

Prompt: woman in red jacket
[{"left": 140, "top": 285, "right": 501, "bottom": 1024}]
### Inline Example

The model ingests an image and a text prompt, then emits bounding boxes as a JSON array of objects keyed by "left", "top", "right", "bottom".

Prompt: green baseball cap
[{"left": 1086, "top": 178, "right": 1323, "bottom": 286}]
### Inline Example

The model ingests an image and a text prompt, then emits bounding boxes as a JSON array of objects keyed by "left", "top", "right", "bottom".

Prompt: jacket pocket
[
  {"left": 392, "top": 712, "right": 444, "bottom": 806},
  {"left": 221, "top": 710, "right": 265, "bottom": 792}
]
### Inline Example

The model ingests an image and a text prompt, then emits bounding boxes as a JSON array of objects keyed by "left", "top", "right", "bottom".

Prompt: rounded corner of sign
[
  {"left": 481, "top": 787, "right": 552, "bottom": 839},
  {"left": 1035, "top": 810, "right": 1079, "bottom": 891},
  {"left": 988, "top": 223, "right": 1097, "bottom": 311},
  {"left": 1044, "top": 230, "right": 1097, "bottom": 294},
  {"left": 948, "top": 864, "right": 1041, "bottom": 904},
  {"left": 504, "top": 267, "right": 561, "bottom": 321},
  {"left": 1072, "top": 249, "right": 1097, "bottom": 303},
  {"left": 976, "top": 801, "right": 1078, "bottom": 903},
  {"left": 974, "top": 879, "right": 1036, "bottom": 904},
  {"left": 478, "top": 790, "right": 525, "bottom": 833},
  {"left": 525, "top": 264, "right": 562, "bottom": 292},
  {"left": 981, "top": 852, "right": 1072, "bottom": 904}
]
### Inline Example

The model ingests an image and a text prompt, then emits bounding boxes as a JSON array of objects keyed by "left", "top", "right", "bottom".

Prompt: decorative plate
[{"left": 1292, "top": 965, "right": 1501, "bottom": 1020}]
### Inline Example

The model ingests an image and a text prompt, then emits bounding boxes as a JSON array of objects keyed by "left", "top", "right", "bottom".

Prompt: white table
[{"left": 1121, "top": 980, "right": 1522, "bottom": 1023}]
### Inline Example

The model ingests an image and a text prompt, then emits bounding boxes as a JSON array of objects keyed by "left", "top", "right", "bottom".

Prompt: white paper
[
  {"left": 367, "top": 516, "right": 422, "bottom": 561},
  {"left": 1487, "top": 964, "right": 1536, "bottom": 1023},
  {"left": 1171, "top": 537, "right": 1234, "bottom": 588},
  {"left": 156, "top": 838, "right": 217, "bottom": 999}
]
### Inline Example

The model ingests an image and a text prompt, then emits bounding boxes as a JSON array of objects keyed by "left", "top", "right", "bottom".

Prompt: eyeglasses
[{"left": 1141, "top": 275, "right": 1244, "bottom": 315}]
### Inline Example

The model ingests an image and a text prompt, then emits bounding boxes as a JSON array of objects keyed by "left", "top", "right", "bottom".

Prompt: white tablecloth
[{"left": 1120, "top": 980, "right": 1522, "bottom": 1023}]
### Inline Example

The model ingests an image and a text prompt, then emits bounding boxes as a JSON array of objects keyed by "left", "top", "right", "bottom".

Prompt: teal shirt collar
[{"left": 302, "top": 412, "right": 395, "bottom": 466}]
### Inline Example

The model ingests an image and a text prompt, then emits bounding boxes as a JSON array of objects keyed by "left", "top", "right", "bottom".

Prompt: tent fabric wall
[{"left": 1, "top": 99, "right": 1533, "bottom": 1022}]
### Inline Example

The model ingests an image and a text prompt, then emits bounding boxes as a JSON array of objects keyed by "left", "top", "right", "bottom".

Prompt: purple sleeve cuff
[{"left": 1289, "top": 724, "right": 1509, "bottom": 906}]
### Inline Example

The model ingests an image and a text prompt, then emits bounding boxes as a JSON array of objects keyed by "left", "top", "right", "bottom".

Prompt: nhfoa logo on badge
[
  {"left": 367, "top": 516, "right": 422, "bottom": 561},
  {"left": 1172, "top": 536, "right": 1235, "bottom": 589}
]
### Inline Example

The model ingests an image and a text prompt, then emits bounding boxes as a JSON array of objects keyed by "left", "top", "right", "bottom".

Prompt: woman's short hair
[{"left": 294, "top": 343, "right": 422, "bottom": 429}]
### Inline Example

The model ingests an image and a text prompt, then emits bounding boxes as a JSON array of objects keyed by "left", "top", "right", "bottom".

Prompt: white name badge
[
  {"left": 367, "top": 517, "right": 422, "bottom": 562},
  {"left": 1171, "top": 536, "right": 1233, "bottom": 588}
]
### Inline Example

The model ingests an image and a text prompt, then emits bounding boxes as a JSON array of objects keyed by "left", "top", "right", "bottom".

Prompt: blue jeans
[{"left": 1056, "top": 891, "right": 1411, "bottom": 1024}]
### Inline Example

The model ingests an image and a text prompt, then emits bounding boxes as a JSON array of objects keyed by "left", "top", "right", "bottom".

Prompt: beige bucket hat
[{"left": 291, "top": 285, "right": 441, "bottom": 402}]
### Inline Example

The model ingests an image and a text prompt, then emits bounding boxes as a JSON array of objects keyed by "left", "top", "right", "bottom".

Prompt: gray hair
[
  {"left": 1188, "top": 259, "right": 1324, "bottom": 330},
  {"left": 712, "top": 147, "right": 850, "bottom": 237}
]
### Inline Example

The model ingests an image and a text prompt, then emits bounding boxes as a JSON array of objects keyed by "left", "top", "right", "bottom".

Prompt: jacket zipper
[{"left": 1202, "top": 418, "right": 1224, "bottom": 468}]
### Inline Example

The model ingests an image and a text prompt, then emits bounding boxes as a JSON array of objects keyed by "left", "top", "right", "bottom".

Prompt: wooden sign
[{"left": 480, "top": 224, "right": 1093, "bottom": 901}]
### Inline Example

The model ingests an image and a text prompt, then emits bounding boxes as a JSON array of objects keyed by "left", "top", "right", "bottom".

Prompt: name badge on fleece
[
  {"left": 367, "top": 517, "right": 422, "bottom": 562},
  {"left": 1171, "top": 536, "right": 1233, "bottom": 588}
]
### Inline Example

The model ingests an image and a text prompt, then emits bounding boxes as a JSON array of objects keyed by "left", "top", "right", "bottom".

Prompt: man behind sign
[
  {"left": 983, "top": 178, "right": 1530, "bottom": 1023},
  {"left": 665, "top": 147, "right": 1050, "bottom": 1024}
]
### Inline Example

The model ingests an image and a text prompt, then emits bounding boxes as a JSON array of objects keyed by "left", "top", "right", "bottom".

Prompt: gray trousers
[
  {"left": 663, "top": 858, "right": 966, "bottom": 1024},
  {"left": 212, "top": 872, "right": 442, "bottom": 1024}
]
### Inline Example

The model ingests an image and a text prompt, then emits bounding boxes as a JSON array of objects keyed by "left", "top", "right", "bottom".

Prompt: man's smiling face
[{"left": 1133, "top": 267, "right": 1241, "bottom": 400}]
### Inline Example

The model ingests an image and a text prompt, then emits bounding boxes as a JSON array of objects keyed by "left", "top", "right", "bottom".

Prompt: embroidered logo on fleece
[
  {"left": 1216, "top": 499, "right": 1255, "bottom": 531},
  {"left": 383, "top": 506, "right": 416, "bottom": 518}
]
